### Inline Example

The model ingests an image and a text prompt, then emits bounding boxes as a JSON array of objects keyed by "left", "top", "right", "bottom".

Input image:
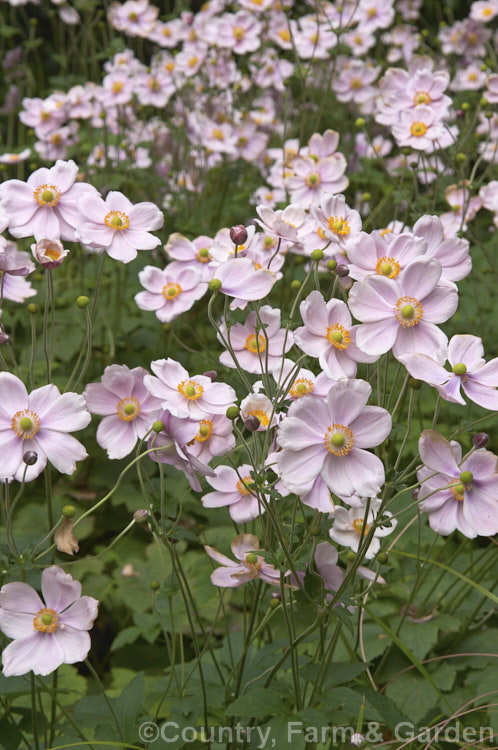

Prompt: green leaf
[
  {"left": 363, "top": 687, "right": 410, "bottom": 729},
  {"left": 114, "top": 672, "right": 145, "bottom": 741},
  {"left": 225, "top": 687, "right": 286, "bottom": 718}
]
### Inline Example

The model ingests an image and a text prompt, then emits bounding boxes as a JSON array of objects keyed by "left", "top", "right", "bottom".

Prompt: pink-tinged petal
[
  {"left": 13, "top": 442, "right": 47, "bottom": 482},
  {"left": 83, "top": 383, "right": 118, "bottom": 415},
  {"left": 96, "top": 416, "right": 137, "bottom": 459},
  {"left": 0, "top": 432, "right": 24, "bottom": 479},
  {"left": 393, "top": 322, "right": 448, "bottom": 363},
  {"left": 31, "top": 208, "right": 60, "bottom": 241},
  {"left": 229, "top": 496, "right": 263, "bottom": 524},
  {"left": 294, "top": 327, "right": 325, "bottom": 357},
  {"left": 463, "top": 379, "right": 498, "bottom": 410},
  {"left": 438, "top": 375, "right": 466, "bottom": 404},
  {"left": 123, "top": 228, "right": 161, "bottom": 251},
  {"left": 463, "top": 487, "right": 498, "bottom": 536},
  {"left": 399, "top": 257, "right": 442, "bottom": 299},
  {"left": 0, "top": 582, "right": 43, "bottom": 614},
  {"left": 427, "top": 499, "right": 474, "bottom": 537},
  {"left": 204, "top": 546, "right": 239, "bottom": 567},
  {"left": 350, "top": 406, "right": 391, "bottom": 448},
  {"left": 76, "top": 222, "right": 114, "bottom": 247},
  {"left": 106, "top": 232, "right": 138, "bottom": 262},
  {"left": 0, "top": 610, "right": 35, "bottom": 639},
  {"left": 78, "top": 191, "right": 108, "bottom": 222},
  {"left": 421, "top": 285, "right": 458, "bottom": 324},
  {"left": 413, "top": 215, "right": 444, "bottom": 247},
  {"left": 447, "top": 335, "right": 484, "bottom": 369},
  {"left": 138, "top": 265, "right": 167, "bottom": 293},
  {"left": 231, "top": 533, "right": 260, "bottom": 560},
  {"left": 211, "top": 565, "right": 247, "bottom": 587},
  {"left": 104, "top": 191, "right": 133, "bottom": 212},
  {"left": 326, "top": 379, "right": 371, "bottom": 425},
  {"left": 465, "top": 450, "right": 498, "bottom": 477},
  {"left": 277, "top": 414, "right": 324, "bottom": 451},
  {"left": 471, "top": 358, "right": 498, "bottom": 386},
  {"left": 53, "top": 627, "right": 91, "bottom": 665},
  {"left": 322, "top": 449, "right": 385, "bottom": 497},
  {"left": 59, "top": 596, "right": 98, "bottom": 630},
  {"left": 0, "top": 372, "right": 28, "bottom": 420},
  {"left": 321, "top": 347, "right": 357, "bottom": 379},
  {"left": 42, "top": 566, "right": 81, "bottom": 612},
  {"left": 419, "top": 430, "right": 458, "bottom": 476},
  {"left": 355, "top": 319, "right": 398, "bottom": 356},
  {"left": 277, "top": 444, "right": 326, "bottom": 485},
  {"left": 135, "top": 290, "right": 165, "bottom": 311},
  {"left": 34, "top": 392, "right": 90, "bottom": 433},
  {"left": 128, "top": 201, "right": 163, "bottom": 231},
  {"left": 100, "top": 364, "right": 136, "bottom": 397},
  {"left": 348, "top": 276, "right": 399, "bottom": 322},
  {"left": 35, "top": 430, "right": 87, "bottom": 474},
  {"left": 50, "top": 160, "right": 78, "bottom": 192},
  {"left": 326, "top": 298, "right": 352, "bottom": 328},
  {"left": 398, "top": 353, "right": 449, "bottom": 385},
  {"left": 346, "top": 233, "right": 378, "bottom": 271},
  {"left": 299, "top": 291, "right": 329, "bottom": 335},
  {"left": 1, "top": 632, "right": 61, "bottom": 677},
  {"left": 202, "top": 490, "right": 242, "bottom": 508},
  {"left": 27, "top": 384, "right": 60, "bottom": 420},
  {"left": 297, "top": 475, "right": 336, "bottom": 513}
]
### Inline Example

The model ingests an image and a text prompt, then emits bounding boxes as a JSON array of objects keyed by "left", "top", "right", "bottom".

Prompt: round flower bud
[
  {"left": 461, "top": 102, "right": 470, "bottom": 111},
  {"left": 162, "top": 323, "right": 171, "bottom": 332},
  {"left": 290, "top": 279, "right": 301, "bottom": 290},
  {"left": 150, "top": 580, "right": 160, "bottom": 591},
  {"left": 152, "top": 420, "right": 164, "bottom": 432},
  {"left": 310, "top": 249, "right": 324, "bottom": 261},
  {"left": 459, "top": 471, "right": 473, "bottom": 485},
  {"left": 361, "top": 192, "right": 371, "bottom": 202},
  {"left": 203, "top": 370, "right": 217, "bottom": 380},
  {"left": 230, "top": 224, "right": 248, "bottom": 246},
  {"left": 208, "top": 278, "right": 222, "bottom": 292},
  {"left": 245, "top": 415, "right": 261, "bottom": 431},
  {"left": 480, "top": 97, "right": 489, "bottom": 107},
  {"left": 76, "top": 295, "right": 90, "bottom": 309},
  {"left": 269, "top": 597, "right": 280, "bottom": 609},
  {"left": 134, "top": 509, "right": 148, "bottom": 523},
  {"left": 456, "top": 109, "right": 464, "bottom": 118},
  {"left": 408, "top": 378, "right": 422, "bottom": 390},
  {"left": 472, "top": 432, "right": 489, "bottom": 448},
  {"left": 62, "top": 505, "right": 76, "bottom": 518},
  {"left": 0, "top": 331, "right": 9, "bottom": 345},
  {"left": 455, "top": 153, "right": 467, "bottom": 163},
  {"left": 327, "top": 259, "right": 338, "bottom": 271},
  {"left": 226, "top": 405, "right": 240, "bottom": 420},
  {"left": 27, "top": 303, "right": 38, "bottom": 314},
  {"left": 310, "top": 525, "right": 321, "bottom": 537},
  {"left": 23, "top": 451, "right": 38, "bottom": 466},
  {"left": 345, "top": 550, "right": 356, "bottom": 561},
  {"left": 485, "top": 111, "right": 493, "bottom": 119},
  {"left": 377, "top": 551, "right": 389, "bottom": 564},
  {"left": 401, "top": 146, "right": 412, "bottom": 156},
  {"left": 355, "top": 117, "right": 365, "bottom": 128},
  {"left": 336, "top": 264, "right": 349, "bottom": 278}
]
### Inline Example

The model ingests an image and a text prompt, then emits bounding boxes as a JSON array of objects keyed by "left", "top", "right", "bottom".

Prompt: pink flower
[
  {"left": 144, "top": 358, "right": 236, "bottom": 420},
  {"left": 294, "top": 291, "right": 378, "bottom": 378},
  {"left": 391, "top": 68, "right": 452, "bottom": 117},
  {"left": 329, "top": 498, "right": 396, "bottom": 559},
  {"left": 345, "top": 230, "right": 427, "bottom": 282},
  {"left": 135, "top": 265, "right": 206, "bottom": 323},
  {"left": 76, "top": 191, "right": 163, "bottom": 263},
  {"left": 0, "top": 373, "right": 90, "bottom": 482},
  {"left": 240, "top": 393, "right": 277, "bottom": 432},
  {"left": 84, "top": 364, "right": 162, "bottom": 459},
  {"left": 284, "top": 474, "right": 337, "bottom": 513},
  {"left": 205, "top": 534, "right": 281, "bottom": 588},
  {"left": 31, "top": 238, "right": 69, "bottom": 269},
  {"left": 412, "top": 215, "right": 471, "bottom": 284},
  {"left": 348, "top": 257, "right": 458, "bottom": 363},
  {"left": 391, "top": 106, "right": 446, "bottom": 151},
  {"left": 417, "top": 430, "right": 498, "bottom": 537},
  {"left": 185, "top": 413, "right": 235, "bottom": 465},
  {"left": 217, "top": 11, "right": 262, "bottom": 54},
  {"left": 255, "top": 204, "right": 315, "bottom": 243},
  {"left": 274, "top": 359, "right": 337, "bottom": 401},
  {"left": 0, "top": 160, "right": 98, "bottom": 242},
  {"left": 218, "top": 305, "right": 293, "bottom": 375},
  {"left": 399, "top": 335, "right": 498, "bottom": 410},
  {"left": 277, "top": 379, "right": 391, "bottom": 498},
  {"left": 310, "top": 194, "right": 362, "bottom": 247},
  {"left": 212, "top": 257, "right": 276, "bottom": 310},
  {"left": 164, "top": 232, "right": 214, "bottom": 282},
  {"left": 0, "top": 566, "right": 98, "bottom": 677},
  {"left": 284, "top": 155, "right": 348, "bottom": 208},
  {"left": 202, "top": 461, "right": 285, "bottom": 523},
  {"left": 0, "top": 240, "right": 35, "bottom": 276}
]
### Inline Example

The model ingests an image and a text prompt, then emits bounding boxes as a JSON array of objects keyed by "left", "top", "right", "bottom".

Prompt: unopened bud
[
  {"left": 461, "top": 102, "right": 470, "bottom": 111},
  {"left": 290, "top": 279, "right": 301, "bottom": 290},
  {"left": 408, "top": 378, "right": 421, "bottom": 390},
  {"left": 245, "top": 415, "right": 261, "bottom": 431},
  {"left": 152, "top": 420, "right": 164, "bottom": 432},
  {"left": 230, "top": 224, "right": 248, "bottom": 246},
  {"left": 377, "top": 551, "right": 389, "bottom": 564},
  {"left": 310, "top": 525, "right": 321, "bottom": 537},
  {"left": 27, "top": 303, "right": 38, "bottom": 314},
  {"left": 62, "top": 505, "right": 76, "bottom": 518},
  {"left": 310, "top": 248, "right": 324, "bottom": 261},
  {"left": 472, "top": 432, "right": 489, "bottom": 448},
  {"left": 23, "top": 451, "right": 38, "bottom": 466},
  {"left": 455, "top": 152, "right": 467, "bottom": 163},
  {"left": 150, "top": 580, "right": 160, "bottom": 591},
  {"left": 0, "top": 331, "right": 8, "bottom": 345},
  {"left": 480, "top": 97, "right": 489, "bottom": 108},
  {"left": 327, "top": 259, "right": 338, "bottom": 271},
  {"left": 361, "top": 192, "right": 371, "bottom": 202},
  {"left": 355, "top": 117, "right": 365, "bottom": 128},
  {"left": 134, "top": 509, "right": 148, "bottom": 522},
  {"left": 226, "top": 405, "right": 240, "bottom": 420},
  {"left": 208, "top": 278, "right": 222, "bottom": 292},
  {"left": 162, "top": 323, "right": 171, "bottom": 332},
  {"left": 269, "top": 597, "right": 280, "bottom": 609},
  {"left": 203, "top": 370, "right": 217, "bottom": 380},
  {"left": 336, "top": 264, "right": 349, "bottom": 277},
  {"left": 76, "top": 295, "right": 89, "bottom": 308}
]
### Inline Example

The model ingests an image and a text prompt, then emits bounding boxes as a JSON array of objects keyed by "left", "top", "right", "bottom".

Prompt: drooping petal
[
  {"left": 53, "top": 627, "right": 91, "bottom": 665},
  {"left": 41, "top": 566, "right": 82, "bottom": 612},
  {"left": 418, "top": 430, "right": 458, "bottom": 476}
]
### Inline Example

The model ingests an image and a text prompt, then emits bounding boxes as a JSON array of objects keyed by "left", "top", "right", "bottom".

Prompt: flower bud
[
  {"left": 408, "top": 378, "right": 421, "bottom": 390},
  {"left": 290, "top": 279, "right": 301, "bottom": 290},
  {"left": 150, "top": 580, "right": 160, "bottom": 591},
  {"left": 472, "top": 432, "right": 489, "bottom": 449},
  {"left": 361, "top": 192, "right": 371, "bottom": 202},
  {"left": 310, "top": 249, "right": 324, "bottom": 261},
  {"left": 327, "top": 259, "right": 338, "bottom": 271},
  {"left": 62, "top": 505, "right": 76, "bottom": 518},
  {"left": 203, "top": 370, "right": 217, "bottom": 380},
  {"left": 31, "top": 239, "right": 69, "bottom": 269},
  {"left": 0, "top": 331, "right": 9, "bottom": 345},
  {"left": 244, "top": 415, "right": 261, "bottom": 431},
  {"left": 480, "top": 97, "right": 489, "bottom": 108},
  {"left": 134, "top": 509, "right": 148, "bottom": 523},
  {"left": 310, "top": 525, "right": 321, "bottom": 537},
  {"left": 355, "top": 117, "right": 365, "bottom": 128},
  {"left": 412, "top": 488, "right": 419, "bottom": 500},
  {"left": 226, "top": 405, "right": 240, "bottom": 420},
  {"left": 162, "top": 323, "right": 171, "bottom": 332},
  {"left": 269, "top": 597, "right": 280, "bottom": 609},
  {"left": 27, "top": 303, "right": 38, "bottom": 314},
  {"left": 230, "top": 224, "right": 248, "bottom": 246},
  {"left": 76, "top": 295, "right": 90, "bottom": 308},
  {"left": 208, "top": 278, "right": 222, "bottom": 292},
  {"left": 377, "top": 551, "right": 389, "bottom": 564},
  {"left": 23, "top": 451, "right": 38, "bottom": 465},
  {"left": 152, "top": 420, "right": 164, "bottom": 432},
  {"left": 336, "top": 264, "right": 349, "bottom": 278},
  {"left": 461, "top": 102, "right": 470, "bottom": 111},
  {"left": 455, "top": 153, "right": 467, "bottom": 163}
]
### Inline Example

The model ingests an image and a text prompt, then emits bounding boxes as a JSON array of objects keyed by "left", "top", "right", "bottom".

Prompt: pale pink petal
[
  {"left": 138, "top": 265, "right": 167, "bottom": 293},
  {"left": 211, "top": 565, "right": 247, "bottom": 587},
  {"left": 42, "top": 566, "right": 81, "bottom": 612},
  {"left": 277, "top": 444, "right": 326, "bottom": 485},
  {"left": 348, "top": 276, "right": 399, "bottom": 321},
  {"left": 1, "top": 632, "right": 62, "bottom": 677},
  {"left": 277, "top": 414, "right": 325, "bottom": 451},
  {"left": 36, "top": 430, "right": 87, "bottom": 474},
  {"left": 59, "top": 595, "right": 98, "bottom": 629},
  {"left": 393, "top": 321, "right": 448, "bottom": 363},
  {"left": 355, "top": 318, "right": 399, "bottom": 356},
  {"left": 231, "top": 533, "right": 260, "bottom": 560},
  {"left": 398, "top": 353, "right": 449, "bottom": 385},
  {"left": 0, "top": 372, "right": 28, "bottom": 420},
  {"left": 34, "top": 392, "right": 90, "bottom": 432},
  {"left": 350, "top": 406, "right": 391, "bottom": 448},
  {"left": 421, "top": 285, "right": 458, "bottom": 324},
  {"left": 326, "top": 378, "right": 371, "bottom": 425},
  {"left": 0, "top": 582, "right": 43, "bottom": 614},
  {"left": 300, "top": 291, "right": 329, "bottom": 335},
  {"left": 53, "top": 627, "right": 91, "bottom": 665},
  {"left": 96, "top": 416, "right": 137, "bottom": 458},
  {"left": 399, "top": 257, "right": 441, "bottom": 299},
  {"left": 0, "top": 610, "right": 35, "bottom": 639},
  {"left": 0, "top": 432, "right": 24, "bottom": 479},
  {"left": 418, "top": 430, "right": 458, "bottom": 476},
  {"left": 463, "top": 379, "right": 498, "bottom": 410},
  {"left": 83, "top": 383, "right": 118, "bottom": 415},
  {"left": 204, "top": 546, "right": 239, "bottom": 567},
  {"left": 447, "top": 335, "right": 484, "bottom": 368},
  {"left": 128, "top": 201, "right": 163, "bottom": 231}
]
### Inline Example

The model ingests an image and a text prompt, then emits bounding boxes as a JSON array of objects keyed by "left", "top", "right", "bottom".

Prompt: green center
[
  {"left": 41, "top": 613, "right": 53, "bottom": 626},
  {"left": 331, "top": 432, "right": 345, "bottom": 447},
  {"left": 111, "top": 215, "right": 123, "bottom": 227},
  {"left": 452, "top": 362, "right": 467, "bottom": 375},
  {"left": 381, "top": 263, "right": 393, "bottom": 275},
  {"left": 41, "top": 189, "right": 54, "bottom": 202},
  {"left": 124, "top": 403, "right": 136, "bottom": 415},
  {"left": 332, "top": 220, "right": 344, "bottom": 232},
  {"left": 198, "top": 248, "right": 209, "bottom": 258},
  {"left": 185, "top": 385, "right": 197, "bottom": 397},
  {"left": 308, "top": 173, "right": 319, "bottom": 184},
  {"left": 199, "top": 425, "right": 210, "bottom": 437},
  {"left": 167, "top": 287, "right": 177, "bottom": 297},
  {"left": 296, "top": 383, "right": 308, "bottom": 394},
  {"left": 331, "top": 331, "right": 343, "bottom": 343},
  {"left": 459, "top": 471, "right": 473, "bottom": 485},
  {"left": 20, "top": 417, "right": 33, "bottom": 431},
  {"left": 246, "top": 553, "right": 258, "bottom": 564},
  {"left": 401, "top": 305, "right": 414, "bottom": 319}
]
